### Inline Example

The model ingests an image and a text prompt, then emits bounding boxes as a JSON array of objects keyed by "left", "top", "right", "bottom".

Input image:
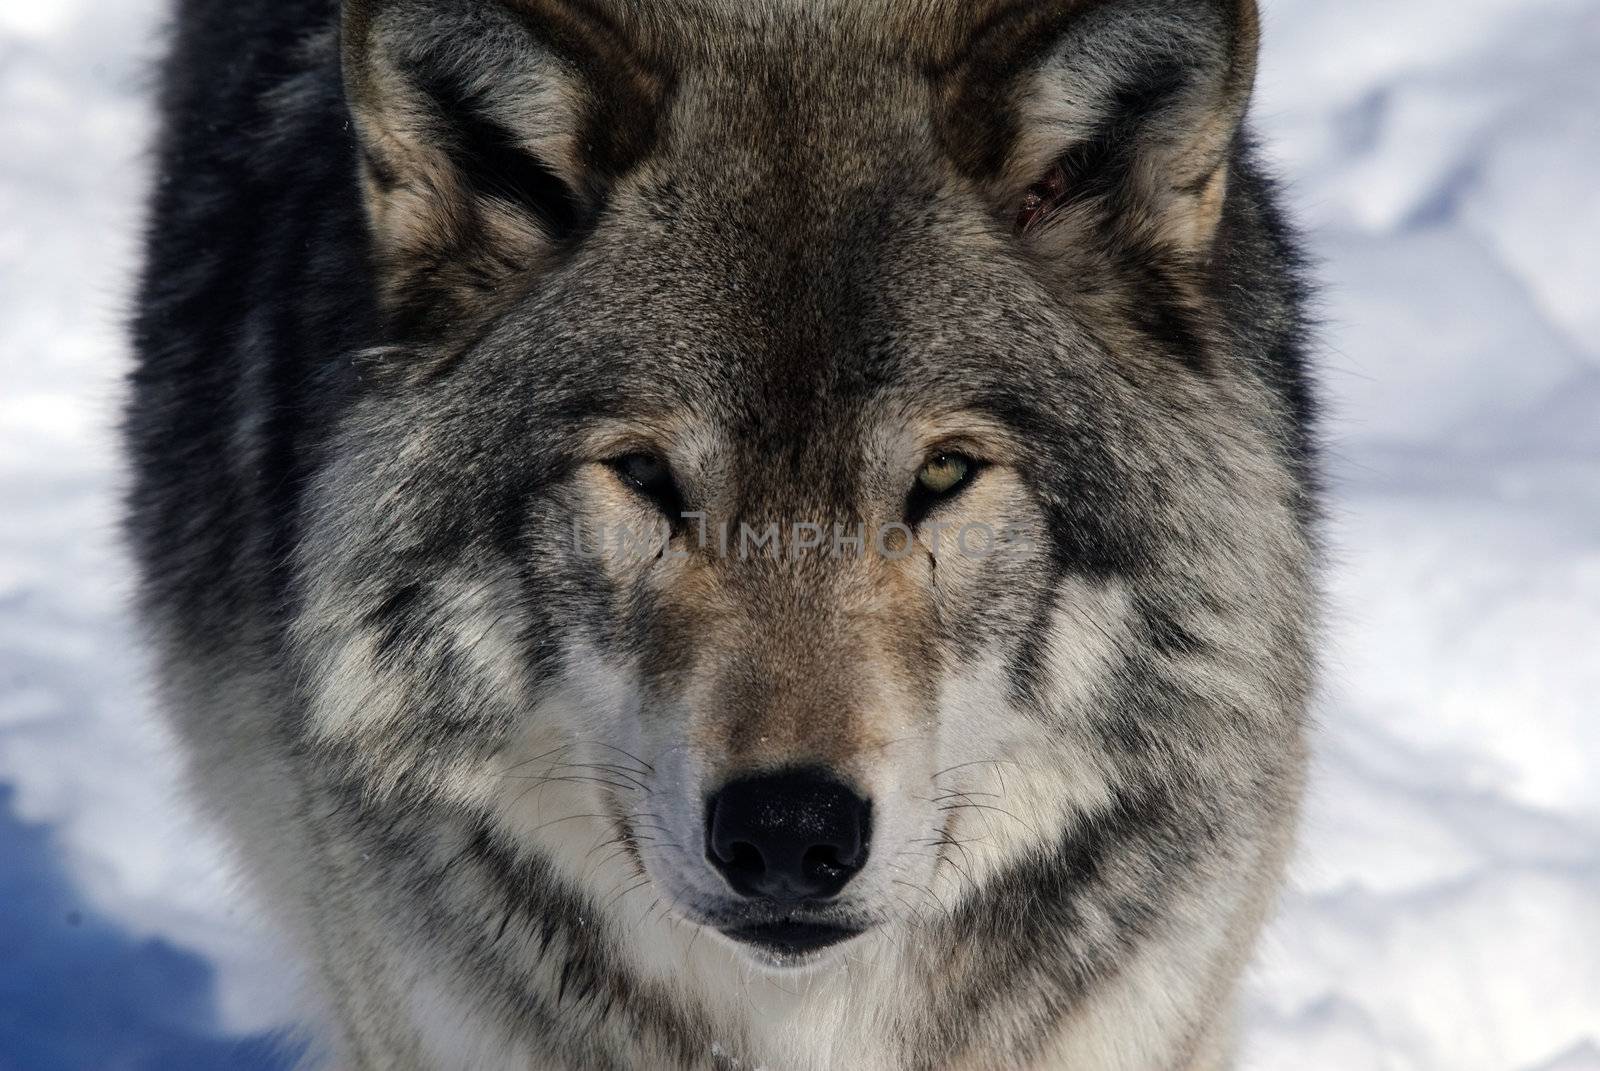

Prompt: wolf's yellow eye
[
  {"left": 917, "top": 454, "right": 971, "bottom": 496},
  {"left": 906, "top": 452, "right": 980, "bottom": 526}
]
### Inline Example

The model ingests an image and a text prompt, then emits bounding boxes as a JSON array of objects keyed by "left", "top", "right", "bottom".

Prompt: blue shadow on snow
[{"left": 0, "top": 783, "right": 298, "bottom": 1070}]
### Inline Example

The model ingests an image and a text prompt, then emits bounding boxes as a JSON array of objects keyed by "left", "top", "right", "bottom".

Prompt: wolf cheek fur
[{"left": 127, "top": 0, "right": 1317, "bottom": 1068}]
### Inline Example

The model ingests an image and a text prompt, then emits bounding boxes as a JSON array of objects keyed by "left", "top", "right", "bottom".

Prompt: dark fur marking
[
  {"left": 931, "top": 0, "right": 1097, "bottom": 179},
  {"left": 366, "top": 581, "right": 423, "bottom": 660},
  {"left": 500, "top": 0, "right": 674, "bottom": 184},
  {"left": 1136, "top": 596, "right": 1206, "bottom": 658},
  {"left": 908, "top": 781, "right": 1199, "bottom": 1068}
]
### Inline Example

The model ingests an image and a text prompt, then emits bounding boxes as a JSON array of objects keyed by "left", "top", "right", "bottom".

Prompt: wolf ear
[
  {"left": 341, "top": 0, "right": 664, "bottom": 340},
  {"left": 946, "top": 0, "right": 1259, "bottom": 258}
]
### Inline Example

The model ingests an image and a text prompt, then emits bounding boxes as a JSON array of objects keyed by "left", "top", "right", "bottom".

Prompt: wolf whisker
[
  {"left": 580, "top": 741, "right": 656, "bottom": 774},
  {"left": 936, "top": 802, "right": 1042, "bottom": 842},
  {"left": 930, "top": 758, "right": 1031, "bottom": 780}
]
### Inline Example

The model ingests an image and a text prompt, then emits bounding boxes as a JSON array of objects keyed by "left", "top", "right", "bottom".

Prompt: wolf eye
[
  {"left": 918, "top": 454, "right": 971, "bottom": 495},
  {"left": 608, "top": 452, "right": 685, "bottom": 521},
  {"left": 906, "top": 453, "right": 978, "bottom": 524}
]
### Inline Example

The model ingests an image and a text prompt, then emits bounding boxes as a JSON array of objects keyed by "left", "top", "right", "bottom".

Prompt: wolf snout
[{"left": 704, "top": 768, "right": 872, "bottom": 903}]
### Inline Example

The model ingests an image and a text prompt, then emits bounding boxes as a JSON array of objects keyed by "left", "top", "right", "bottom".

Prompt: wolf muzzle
[{"left": 704, "top": 767, "right": 873, "bottom": 954}]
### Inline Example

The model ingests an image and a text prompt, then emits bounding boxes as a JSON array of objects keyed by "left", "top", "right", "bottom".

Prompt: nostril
[
  {"left": 803, "top": 845, "right": 839, "bottom": 869},
  {"left": 704, "top": 768, "right": 872, "bottom": 903},
  {"left": 802, "top": 845, "right": 849, "bottom": 883},
  {"left": 722, "top": 840, "right": 765, "bottom": 878}
]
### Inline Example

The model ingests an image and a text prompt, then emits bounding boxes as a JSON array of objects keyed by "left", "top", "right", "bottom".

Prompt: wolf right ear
[
  {"left": 943, "top": 0, "right": 1260, "bottom": 260},
  {"left": 341, "top": 0, "right": 665, "bottom": 341}
]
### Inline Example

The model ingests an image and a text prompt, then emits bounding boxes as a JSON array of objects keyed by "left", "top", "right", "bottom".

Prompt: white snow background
[{"left": 2, "top": 0, "right": 1597, "bottom": 1068}]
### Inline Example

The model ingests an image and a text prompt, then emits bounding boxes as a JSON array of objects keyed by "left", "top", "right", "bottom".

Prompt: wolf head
[{"left": 293, "top": 0, "right": 1312, "bottom": 983}]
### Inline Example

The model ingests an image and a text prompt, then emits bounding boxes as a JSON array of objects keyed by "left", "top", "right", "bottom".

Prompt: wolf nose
[{"left": 705, "top": 769, "right": 872, "bottom": 903}]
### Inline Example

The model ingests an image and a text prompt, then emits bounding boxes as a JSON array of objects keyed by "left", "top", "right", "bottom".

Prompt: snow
[{"left": 1, "top": 0, "right": 1596, "bottom": 1067}]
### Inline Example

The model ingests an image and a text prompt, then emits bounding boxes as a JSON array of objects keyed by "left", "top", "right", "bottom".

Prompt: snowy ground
[{"left": 2, "top": 1, "right": 1597, "bottom": 1068}]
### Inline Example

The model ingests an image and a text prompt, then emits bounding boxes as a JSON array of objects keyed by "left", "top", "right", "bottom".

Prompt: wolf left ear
[
  {"left": 945, "top": 0, "right": 1259, "bottom": 258},
  {"left": 341, "top": 0, "right": 664, "bottom": 341}
]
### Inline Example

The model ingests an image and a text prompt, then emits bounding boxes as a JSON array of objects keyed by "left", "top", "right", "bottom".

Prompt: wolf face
[{"left": 160, "top": 0, "right": 1322, "bottom": 1063}]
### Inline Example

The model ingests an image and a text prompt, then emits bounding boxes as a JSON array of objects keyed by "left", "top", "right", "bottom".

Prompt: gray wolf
[{"left": 126, "top": 0, "right": 1317, "bottom": 1067}]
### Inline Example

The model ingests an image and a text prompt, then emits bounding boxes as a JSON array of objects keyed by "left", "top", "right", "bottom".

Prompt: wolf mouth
[{"left": 719, "top": 919, "right": 866, "bottom": 962}]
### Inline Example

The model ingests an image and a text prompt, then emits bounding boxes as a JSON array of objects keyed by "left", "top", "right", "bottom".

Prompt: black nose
[{"left": 705, "top": 769, "right": 872, "bottom": 903}]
